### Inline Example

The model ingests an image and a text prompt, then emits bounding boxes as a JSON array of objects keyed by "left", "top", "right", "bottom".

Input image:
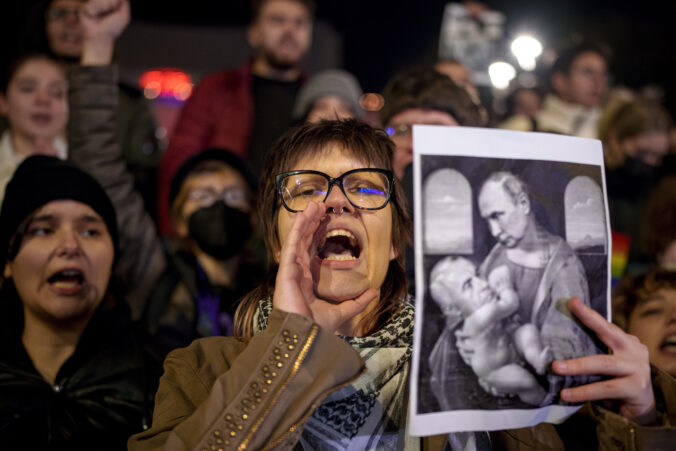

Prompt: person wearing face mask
[
  {"left": 599, "top": 95, "right": 673, "bottom": 274},
  {"left": 64, "top": 1, "right": 265, "bottom": 359},
  {"left": 141, "top": 149, "right": 265, "bottom": 359}
]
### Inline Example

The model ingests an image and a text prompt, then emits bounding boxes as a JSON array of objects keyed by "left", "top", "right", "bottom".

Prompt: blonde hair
[{"left": 599, "top": 98, "right": 671, "bottom": 169}]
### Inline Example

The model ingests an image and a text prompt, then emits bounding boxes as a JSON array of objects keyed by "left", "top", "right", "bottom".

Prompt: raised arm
[{"left": 67, "top": 0, "right": 166, "bottom": 319}]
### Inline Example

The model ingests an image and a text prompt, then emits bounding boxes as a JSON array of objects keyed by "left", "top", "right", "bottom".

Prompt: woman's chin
[{"left": 314, "top": 283, "right": 365, "bottom": 304}]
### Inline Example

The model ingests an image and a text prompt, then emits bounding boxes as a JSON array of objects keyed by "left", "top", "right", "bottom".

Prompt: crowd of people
[{"left": 0, "top": 0, "right": 674, "bottom": 449}]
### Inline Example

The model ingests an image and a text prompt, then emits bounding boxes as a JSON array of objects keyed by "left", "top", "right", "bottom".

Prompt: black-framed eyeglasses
[{"left": 275, "top": 168, "right": 394, "bottom": 213}]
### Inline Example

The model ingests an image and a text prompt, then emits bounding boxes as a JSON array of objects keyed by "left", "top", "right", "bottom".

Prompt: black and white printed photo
[{"left": 409, "top": 127, "right": 611, "bottom": 435}]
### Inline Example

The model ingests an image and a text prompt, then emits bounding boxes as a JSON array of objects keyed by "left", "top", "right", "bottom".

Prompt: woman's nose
[
  {"left": 324, "top": 183, "right": 354, "bottom": 215},
  {"left": 56, "top": 230, "right": 81, "bottom": 257},
  {"left": 34, "top": 88, "right": 52, "bottom": 105}
]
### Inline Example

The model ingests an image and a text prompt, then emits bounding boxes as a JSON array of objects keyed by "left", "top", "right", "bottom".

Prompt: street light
[
  {"left": 511, "top": 35, "right": 543, "bottom": 71},
  {"left": 488, "top": 61, "right": 516, "bottom": 90}
]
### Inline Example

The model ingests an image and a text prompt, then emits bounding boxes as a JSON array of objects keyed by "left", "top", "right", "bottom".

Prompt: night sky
[
  {"left": 138, "top": 0, "right": 675, "bottom": 110},
  {"left": 4, "top": 0, "right": 675, "bottom": 110}
]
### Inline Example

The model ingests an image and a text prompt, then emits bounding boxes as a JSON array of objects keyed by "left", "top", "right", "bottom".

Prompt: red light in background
[
  {"left": 139, "top": 69, "right": 193, "bottom": 102},
  {"left": 359, "top": 93, "right": 385, "bottom": 111}
]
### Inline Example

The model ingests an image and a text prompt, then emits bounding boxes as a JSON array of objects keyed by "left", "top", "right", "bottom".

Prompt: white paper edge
[{"left": 408, "top": 125, "right": 612, "bottom": 436}]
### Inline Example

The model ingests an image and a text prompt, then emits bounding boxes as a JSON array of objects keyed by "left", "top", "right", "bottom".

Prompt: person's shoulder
[
  {"left": 197, "top": 63, "right": 252, "bottom": 89},
  {"left": 497, "top": 114, "right": 535, "bottom": 132}
]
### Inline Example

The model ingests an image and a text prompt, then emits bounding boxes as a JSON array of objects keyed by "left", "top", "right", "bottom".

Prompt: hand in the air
[{"left": 79, "top": 0, "right": 130, "bottom": 65}]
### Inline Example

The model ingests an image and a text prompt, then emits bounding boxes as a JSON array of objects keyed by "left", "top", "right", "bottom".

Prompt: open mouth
[
  {"left": 60, "top": 32, "right": 82, "bottom": 44},
  {"left": 660, "top": 335, "right": 676, "bottom": 354},
  {"left": 48, "top": 269, "right": 84, "bottom": 291},
  {"left": 316, "top": 229, "right": 361, "bottom": 261},
  {"left": 31, "top": 113, "right": 53, "bottom": 125}
]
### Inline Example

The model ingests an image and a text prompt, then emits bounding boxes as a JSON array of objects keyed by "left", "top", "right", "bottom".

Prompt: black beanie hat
[
  {"left": 0, "top": 156, "right": 119, "bottom": 267},
  {"left": 169, "top": 148, "right": 258, "bottom": 209}
]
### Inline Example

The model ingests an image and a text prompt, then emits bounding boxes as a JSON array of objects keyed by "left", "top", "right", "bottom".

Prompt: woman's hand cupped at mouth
[{"left": 273, "top": 201, "right": 378, "bottom": 333}]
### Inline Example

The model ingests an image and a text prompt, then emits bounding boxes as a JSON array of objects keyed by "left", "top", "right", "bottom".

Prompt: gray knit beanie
[{"left": 292, "top": 69, "right": 364, "bottom": 120}]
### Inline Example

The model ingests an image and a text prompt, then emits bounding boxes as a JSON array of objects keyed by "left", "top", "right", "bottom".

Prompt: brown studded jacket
[{"left": 129, "top": 309, "right": 676, "bottom": 450}]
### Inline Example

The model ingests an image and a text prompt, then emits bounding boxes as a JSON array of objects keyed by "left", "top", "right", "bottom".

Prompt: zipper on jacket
[{"left": 239, "top": 324, "right": 320, "bottom": 450}]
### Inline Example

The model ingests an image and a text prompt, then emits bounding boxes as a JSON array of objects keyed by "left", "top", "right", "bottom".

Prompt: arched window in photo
[
  {"left": 423, "top": 168, "right": 473, "bottom": 254},
  {"left": 564, "top": 175, "right": 607, "bottom": 254}
]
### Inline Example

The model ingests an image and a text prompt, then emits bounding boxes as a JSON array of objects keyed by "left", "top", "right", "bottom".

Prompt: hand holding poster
[{"left": 409, "top": 126, "right": 611, "bottom": 435}]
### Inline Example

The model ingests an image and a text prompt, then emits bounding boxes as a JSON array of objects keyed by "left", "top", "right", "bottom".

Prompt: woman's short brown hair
[{"left": 235, "top": 119, "right": 412, "bottom": 337}]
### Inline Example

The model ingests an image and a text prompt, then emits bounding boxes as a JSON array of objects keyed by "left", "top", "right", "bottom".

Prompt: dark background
[
  {"left": 3, "top": 0, "right": 675, "bottom": 111},
  {"left": 416, "top": 155, "right": 608, "bottom": 413}
]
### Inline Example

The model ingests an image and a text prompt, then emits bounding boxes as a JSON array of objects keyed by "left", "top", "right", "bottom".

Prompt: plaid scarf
[{"left": 255, "top": 298, "right": 419, "bottom": 451}]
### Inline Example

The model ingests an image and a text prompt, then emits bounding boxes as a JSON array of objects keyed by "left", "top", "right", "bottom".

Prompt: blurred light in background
[
  {"left": 488, "top": 62, "right": 516, "bottom": 89},
  {"left": 360, "top": 93, "right": 385, "bottom": 111},
  {"left": 139, "top": 69, "right": 193, "bottom": 102},
  {"left": 510, "top": 35, "right": 543, "bottom": 71}
]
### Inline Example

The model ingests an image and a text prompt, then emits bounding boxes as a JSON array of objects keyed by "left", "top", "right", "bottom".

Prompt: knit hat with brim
[
  {"left": 292, "top": 69, "right": 364, "bottom": 120},
  {"left": 0, "top": 155, "right": 118, "bottom": 267}
]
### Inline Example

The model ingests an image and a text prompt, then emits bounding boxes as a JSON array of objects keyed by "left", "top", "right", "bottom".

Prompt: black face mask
[
  {"left": 618, "top": 156, "right": 660, "bottom": 198},
  {"left": 188, "top": 202, "right": 252, "bottom": 259}
]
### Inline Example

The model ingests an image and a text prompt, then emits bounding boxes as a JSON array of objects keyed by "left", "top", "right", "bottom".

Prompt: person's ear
[
  {"left": 518, "top": 192, "right": 531, "bottom": 215},
  {"left": 4, "top": 263, "right": 12, "bottom": 279},
  {"left": 389, "top": 242, "right": 397, "bottom": 261}
]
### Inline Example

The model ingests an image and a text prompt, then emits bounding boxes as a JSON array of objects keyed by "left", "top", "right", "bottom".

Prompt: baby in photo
[{"left": 429, "top": 256, "right": 552, "bottom": 405}]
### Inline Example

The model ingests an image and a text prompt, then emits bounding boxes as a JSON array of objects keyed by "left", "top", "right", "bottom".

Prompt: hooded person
[
  {"left": 0, "top": 155, "right": 159, "bottom": 449},
  {"left": 142, "top": 148, "right": 266, "bottom": 361}
]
